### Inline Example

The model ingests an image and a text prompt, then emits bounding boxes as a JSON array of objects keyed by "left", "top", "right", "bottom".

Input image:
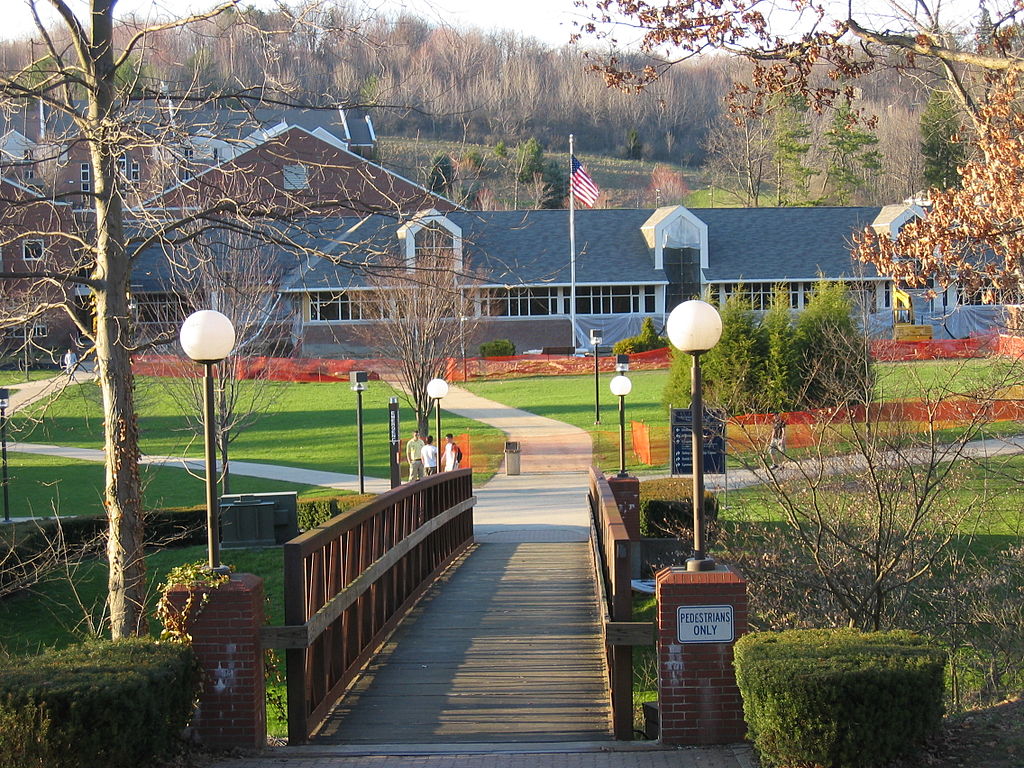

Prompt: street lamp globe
[
  {"left": 609, "top": 375, "right": 632, "bottom": 397},
  {"left": 666, "top": 300, "right": 722, "bottom": 354},
  {"left": 180, "top": 310, "right": 236, "bottom": 362},
  {"left": 426, "top": 377, "right": 449, "bottom": 400}
]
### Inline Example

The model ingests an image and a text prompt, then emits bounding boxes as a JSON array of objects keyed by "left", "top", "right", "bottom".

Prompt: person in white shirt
[
  {"left": 421, "top": 435, "right": 439, "bottom": 475},
  {"left": 62, "top": 349, "right": 78, "bottom": 378},
  {"left": 441, "top": 433, "right": 462, "bottom": 472}
]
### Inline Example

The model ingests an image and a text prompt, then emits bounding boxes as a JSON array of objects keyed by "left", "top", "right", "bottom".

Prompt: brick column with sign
[{"left": 655, "top": 565, "right": 748, "bottom": 745}]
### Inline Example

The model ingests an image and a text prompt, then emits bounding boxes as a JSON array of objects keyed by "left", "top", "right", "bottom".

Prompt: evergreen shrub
[
  {"left": 0, "top": 639, "right": 199, "bottom": 768},
  {"left": 612, "top": 317, "right": 667, "bottom": 355},
  {"left": 297, "top": 494, "right": 375, "bottom": 530},
  {"left": 479, "top": 339, "right": 515, "bottom": 357},
  {"left": 734, "top": 629, "right": 947, "bottom": 768},
  {"left": 639, "top": 478, "right": 718, "bottom": 539}
]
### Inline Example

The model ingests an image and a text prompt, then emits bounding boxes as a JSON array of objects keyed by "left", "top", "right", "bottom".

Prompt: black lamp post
[
  {"left": 351, "top": 371, "right": 367, "bottom": 494},
  {"left": 666, "top": 300, "right": 723, "bottom": 572},
  {"left": 609, "top": 370, "right": 632, "bottom": 478},
  {"left": 180, "top": 309, "right": 236, "bottom": 573},
  {"left": 427, "top": 377, "right": 448, "bottom": 441},
  {"left": 591, "top": 329, "right": 603, "bottom": 425},
  {"left": 0, "top": 388, "right": 9, "bottom": 524}
]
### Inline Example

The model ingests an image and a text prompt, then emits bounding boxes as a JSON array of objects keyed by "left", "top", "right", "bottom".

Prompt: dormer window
[
  {"left": 415, "top": 225, "right": 453, "bottom": 260},
  {"left": 283, "top": 164, "right": 309, "bottom": 190}
]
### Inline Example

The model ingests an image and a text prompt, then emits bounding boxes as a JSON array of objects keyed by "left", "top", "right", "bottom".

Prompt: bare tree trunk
[{"left": 86, "top": 2, "right": 146, "bottom": 639}]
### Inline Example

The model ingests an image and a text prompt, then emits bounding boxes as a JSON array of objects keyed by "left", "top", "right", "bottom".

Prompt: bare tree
[
  {"left": 356, "top": 248, "right": 480, "bottom": 434},
  {"left": 160, "top": 227, "right": 290, "bottom": 495},
  {"left": 0, "top": 1, "right": 440, "bottom": 638},
  {"left": 728, "top": 346, "right": 1024, "bottom": 632}
]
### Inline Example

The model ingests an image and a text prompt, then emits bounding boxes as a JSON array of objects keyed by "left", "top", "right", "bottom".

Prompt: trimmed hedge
[
  {"left": 479, "top": 339, "right": 515, "bottom": 357},
  {"left": 734, "top": 629, "right": 947, "bottom": 768},
  {"left": 297, "top": 493, "right": 376, "bottom": 530},
  {"left": 0, "top": 638, "right": 199, "bottom": 768},
  {"left": 639, "top": 477, "right": 718, "bottom": 539}
]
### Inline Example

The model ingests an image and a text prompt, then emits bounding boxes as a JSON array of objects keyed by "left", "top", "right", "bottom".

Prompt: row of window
[
  {"left": 709, "top": 280, "right": 892, "bottom": 312},
  {"left": 306, "top": 285, "right": 659, "bottom": 322}
]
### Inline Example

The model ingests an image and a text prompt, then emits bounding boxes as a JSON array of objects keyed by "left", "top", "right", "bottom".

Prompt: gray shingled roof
[
  {"left": 697, "top": 206, "right": 882, "bottom": 281},
  {"left": 284, "top": 209, "right": 669, "bottom": 291}
]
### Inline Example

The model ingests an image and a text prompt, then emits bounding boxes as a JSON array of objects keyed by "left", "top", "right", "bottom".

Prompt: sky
[{"left": 2, "top": 0, "right": 987, "bottom": 48}]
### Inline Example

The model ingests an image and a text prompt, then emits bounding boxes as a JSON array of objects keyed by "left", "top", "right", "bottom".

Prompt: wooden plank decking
[{"left": 312, "top": 541, "right": 612, "bottom": 744}]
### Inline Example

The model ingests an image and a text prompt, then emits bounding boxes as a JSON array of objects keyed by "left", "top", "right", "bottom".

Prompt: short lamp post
[
  {"left": 590, "top": 329, "right": 603, "bottom": 425},
  {"left": 351, "top": 371, "right": 368, "bottom": 494},
  {"left": 426, "top": 377, "right": 449, "bottom": 441},
  {"left": 180, "top": 309, "right": 236, "bottom": 573},
  {"left": 666, "top": 300, "right": 723, "bottom": 572},
  {"left": 609, "top": 371, "right": 632, "bottom": 478},
  {"left": 0, "top": 388, "right": 9, "bottom": 524}
]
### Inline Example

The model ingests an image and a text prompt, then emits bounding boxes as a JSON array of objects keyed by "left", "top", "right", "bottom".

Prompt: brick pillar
[
  {"left": 655, "top": 565, "right": 748, "bottom": 745},
  {"left": 164, "top": 573, "right": 266, "bottom": 750},
  {"left": 607, "top": 474, "right": 640, "bottom": 540}
]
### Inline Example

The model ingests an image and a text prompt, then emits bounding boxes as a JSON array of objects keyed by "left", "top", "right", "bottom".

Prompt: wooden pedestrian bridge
[{"left": 260, "top": 468, "right": 647, "bottom": 745}]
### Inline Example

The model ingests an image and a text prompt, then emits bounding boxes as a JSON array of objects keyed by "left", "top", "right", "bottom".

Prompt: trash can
[
  {"left": 220, "top": 492, "right": 299, "bottom": 548},
  {"left": 504, "top": 441, "right": 521, "bottom": 476}
]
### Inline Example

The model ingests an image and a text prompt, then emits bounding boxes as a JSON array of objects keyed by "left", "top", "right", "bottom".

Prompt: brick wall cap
[
  {"left": 164, "top": 572, "right": 264, "bottom": 596},
  {"left": 656, "top": 564, "right": 745, "bottom": 585}
]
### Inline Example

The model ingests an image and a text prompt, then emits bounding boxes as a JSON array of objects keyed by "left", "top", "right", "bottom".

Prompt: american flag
[{"left": 570, "top": 155, "right": 600, "bottom": 208}]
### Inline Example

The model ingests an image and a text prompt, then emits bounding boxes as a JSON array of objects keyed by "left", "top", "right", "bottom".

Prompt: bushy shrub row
[
  {"left": 734, "top": 629, "right": 947, "bottom": 768},
  {"left": 479, "top": 339, "right": 515, "bottom": 357},
  {"left": 0, "top": 639, "right": 199, "bottom": 768},
  {"left": 639, "top": 477, "right": 718, "bottom": 540},
  {"left": 297, "top": 493, "right": 376, "bottom": 530}
]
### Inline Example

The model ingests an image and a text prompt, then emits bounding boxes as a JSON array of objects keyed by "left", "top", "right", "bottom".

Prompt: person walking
[
  {"left": 421, "top": 435, "right": 439, "bottom": 476},
  {"left": 406, "top": 430, "right": 425, "bottom": 482},
  {"left": 442, "top": 433, "right": 462, "bottom": 472},
  {"left": 768, "top": 413, "right": 787, "bottom": 469},
  {"left": 62, "top": 348, "right": 78, "bottom": 378}
]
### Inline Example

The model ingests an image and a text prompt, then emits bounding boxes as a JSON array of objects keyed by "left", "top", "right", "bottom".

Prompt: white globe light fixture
[
  {"left": 427, "top": 377, "right": 449, "bottom": 442},
  {"left": 666, "top": 299, "right": 722, "bottom": 353},
  {"left": 609, "top": 373, "right": 632, "bottom": 478},
  {"left": 180, "top": 309, "right": 236, "bottom": 363},
  {"left": 666, "top": 299, "right": 722, "bottom": 572},
  {"left": 180, "top": 309, "right": 236, "bottom": 573}
]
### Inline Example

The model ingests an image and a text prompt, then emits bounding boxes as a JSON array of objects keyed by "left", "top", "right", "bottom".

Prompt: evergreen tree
[
  {"left": 625, "top": 128, "right": 644, "bottom": 160},
  {"left": 494, "top": 140, "right": 508, "bottom": 159},
  {"left": 761, "top": 285, "right": 797, "bottom": 412},
  {"left": 772, "top": 95, "right": 814, "bottom": 206},
  {"left": 515, "top": 137, "right": 546, "bottom": 183},
  {"left": 700, "top": 290, "right": 767, "bottom": 413},
  {"left": 792, "top": 280, "right": 872, "bottom": 408},
  {"left": 427, "top": 153, "right": 455, "bottom": 196},
  {"left": 540, "top": 159, "right": 568, "bottom": 209},
  {"left": 921, "top": 90, "right": 967, "bottom": 190},
  {"left": 661, "top": 346, "right": 692, "bottom": 411},
  {"left": 821, "top": 98, "right": 882, "bottom": 204}
]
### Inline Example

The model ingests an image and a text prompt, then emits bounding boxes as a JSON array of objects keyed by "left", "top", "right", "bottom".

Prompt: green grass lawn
[
  {"left": 14, "top": 377, "right": 504, "bottom": 482},
  {"left": 0, "top": 452, "right": 323, "bottom": 519},
  {"left": 0, "top": 370, "right": 57, "bottom": 385}
]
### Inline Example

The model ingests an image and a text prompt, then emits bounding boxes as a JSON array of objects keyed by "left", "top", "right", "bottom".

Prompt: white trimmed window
[
  {"left": 283, "top": 164, "right": 310, "bottom": 190},
  {"left": 482, "top": 287, "right": 565, "bottom": 317},
  {"left": 80, "top": 163, "right": 91, "bottom": 192},
  {"left": 575, "top": 285, "right": 656, "bottom": 315},
  {"left": 22, "top": 239, "right": 45, "bottom": 263},
  {"left": 119, "top": 155, "right": 140, "bottom": 182}
]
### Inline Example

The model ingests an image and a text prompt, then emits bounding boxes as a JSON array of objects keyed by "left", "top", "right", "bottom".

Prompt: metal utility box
[
  {"left": 220, "top": 491, "right": 299, "bottom": 548},
  {"left": 504, "top": 441, "right": 521, "bottom": 476}
]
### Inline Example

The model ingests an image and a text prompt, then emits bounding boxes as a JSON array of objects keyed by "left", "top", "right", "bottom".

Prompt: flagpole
[{"left": 569, "top": 134, "right": 577, "bottom": 350}]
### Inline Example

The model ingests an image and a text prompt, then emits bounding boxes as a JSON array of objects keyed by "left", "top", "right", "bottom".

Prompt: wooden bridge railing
[
  {"left": 587, "top": 467, "right": 655, "bottom": 740},
  {"left": 261, "top": 469, "right": 475, "bottom": 744}
]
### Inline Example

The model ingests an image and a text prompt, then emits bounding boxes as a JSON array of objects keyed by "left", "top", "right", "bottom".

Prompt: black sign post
[
  {"left": 671, "top": 407, "right": 726, "bottom": 476},
  {"left": 388, "top": 397, "right": 401, "bottom": 488}
]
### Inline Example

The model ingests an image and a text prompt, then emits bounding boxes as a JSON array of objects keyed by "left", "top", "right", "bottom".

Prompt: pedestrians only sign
[{"left": 677, "top": 604, "right": 734, "bottom": 644}]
